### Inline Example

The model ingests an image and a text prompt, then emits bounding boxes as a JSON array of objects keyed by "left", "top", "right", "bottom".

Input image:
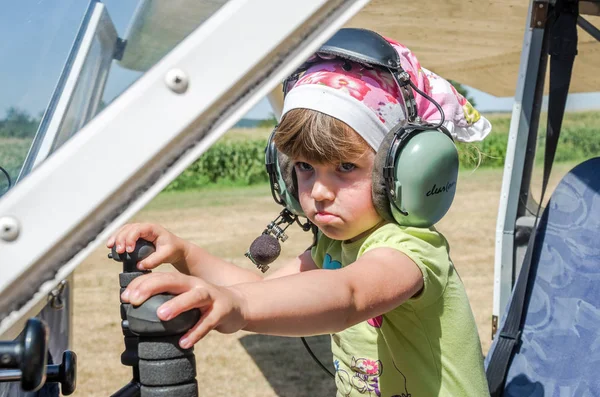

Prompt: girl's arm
[
  {"left": 182, "top": 242, "right": 262, "bottom": 284},
  {"left": 263, "top": 249, "right": 319, "bottom": 280},
  {"left": 108, "top": 222, "right": 262, "bottom": 284},
  {"left": 122, "top": 246, "right": 422, "bottom": 347},
  {"left": 183, "top": 244, "right": 318, "bottom": 285},
  {"left": 236, "top": 247, "right": 423, "bottom": 336},
  {"left": 107, "top": 222, "right": 317, "bottom": 287}
]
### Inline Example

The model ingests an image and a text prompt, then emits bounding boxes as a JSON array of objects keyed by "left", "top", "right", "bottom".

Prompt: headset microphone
[
  {"left": 246, "top": 234, "right": 281, "bottom": 273},
  {"left": 245, "top": 208, "right": 310, "bottom": 272}
]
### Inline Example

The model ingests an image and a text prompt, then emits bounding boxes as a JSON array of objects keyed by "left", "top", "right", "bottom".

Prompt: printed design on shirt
[
  {"left": 367, "top": 315, "right": 384, "bottom": 328},
  {"left": 323, "top": 253, "right": 342, "bottom": 269},
  {"left": 335, "top": 357, "right": 382, "bottom": 396},
  {"left": 334, "top": 357, "right": 411, "bottom": 397}
]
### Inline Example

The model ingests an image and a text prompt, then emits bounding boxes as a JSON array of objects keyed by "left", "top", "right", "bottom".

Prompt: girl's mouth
[{"left": 314, "top": 211, "right": 338, "bottom": 223}]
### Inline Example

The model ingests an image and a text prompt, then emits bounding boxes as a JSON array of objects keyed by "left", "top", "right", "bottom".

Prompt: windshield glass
[{"left": 0, "top": 0, "right": 230, "bottom": 197}]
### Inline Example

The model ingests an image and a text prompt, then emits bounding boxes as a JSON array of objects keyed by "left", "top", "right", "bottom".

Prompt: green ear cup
[{"left": 390, "top": 129, "right": 458, "bottom": 227}]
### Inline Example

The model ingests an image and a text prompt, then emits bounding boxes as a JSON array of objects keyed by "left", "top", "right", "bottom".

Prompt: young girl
[{"left": 109, "top": 34, "right": 491, "bottom": 396}]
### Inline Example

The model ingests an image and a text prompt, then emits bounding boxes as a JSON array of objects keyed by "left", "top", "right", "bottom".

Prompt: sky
[{"left": 1, "top": 0, "right": 599, "bottom": 122}]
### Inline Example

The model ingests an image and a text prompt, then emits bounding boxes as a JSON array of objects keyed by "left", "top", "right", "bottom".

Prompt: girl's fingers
[
  {"left": 132, "top": 227, "right": 170, "bottom": 270},
  {"left": 121, "top": 273, "right": 223, "bottom": 349},
  {"left": 123, "top": 272, "right": 200, "bottom": 306},
  {"left": 123, "top": 225, "right": 144, "bottom": 253},
  {"left": 179, "top": 308, "right": 218, "bottom": 348},
  {"left": 136, "top": 251, "right": 164, "bottom": 270},
  {"left": 109, "top": 224, "right": 164, "bottom": 265},
  {"left": 113, "top": 224, "right": 140, "bottom": 253},
  {"left": 107, "top": 224, "right": 131, "bottom": 248},
  {"left": 157, "top": 287, "right": 211, "bottom": 321},
  {"left": 124, "top": 224, "right": 161, "bottom": 252}
]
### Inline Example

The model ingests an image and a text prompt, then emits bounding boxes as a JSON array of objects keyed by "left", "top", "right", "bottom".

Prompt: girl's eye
[
  {"left": 338, "top": 163, "right": 356, "bottom": 172},
  {"left": 294, "top": 162, "right": 313, "bottom": 172}
]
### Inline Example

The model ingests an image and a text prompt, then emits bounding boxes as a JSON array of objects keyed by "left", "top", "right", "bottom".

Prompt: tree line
[{"left": 0, "top": 107, "right": 40, "bottom": 138}]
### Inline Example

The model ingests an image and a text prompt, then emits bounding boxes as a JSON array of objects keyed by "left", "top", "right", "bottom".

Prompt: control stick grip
[
  {"left": 108, "top": 239, "right": 156, "bottom": 272},
  {"left": 128, "top": 296, "right": 200, "bottom": 397}
]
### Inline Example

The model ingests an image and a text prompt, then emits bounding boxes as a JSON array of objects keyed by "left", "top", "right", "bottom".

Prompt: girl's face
[{"left": 293, "top": 150, "right": 383, "bottom": 242}]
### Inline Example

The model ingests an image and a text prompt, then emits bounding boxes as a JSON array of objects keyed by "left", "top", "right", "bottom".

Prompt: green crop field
[{"left": 1, "top": 111, "right": 599, "bottom": 195}]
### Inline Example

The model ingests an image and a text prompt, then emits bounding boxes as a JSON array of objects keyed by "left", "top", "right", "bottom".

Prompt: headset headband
[{"left": 283, "top": 28, "right": 418, "bottom": 122}]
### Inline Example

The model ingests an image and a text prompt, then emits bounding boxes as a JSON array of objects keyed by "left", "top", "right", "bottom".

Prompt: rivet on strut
[
  {"left": 165, "top": 68, "right": 189, "bottom": 94},
  {"left": 0, "top": 216, "right": 20, "bottom": 242}
]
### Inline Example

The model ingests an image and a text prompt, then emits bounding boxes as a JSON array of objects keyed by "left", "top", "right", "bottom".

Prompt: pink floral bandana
[{"left": 282, "top": 37, "right": 491, "bottom": 150}]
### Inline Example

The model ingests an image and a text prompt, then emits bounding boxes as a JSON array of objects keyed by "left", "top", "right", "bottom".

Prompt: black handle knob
[
  {"left": 0, "top": 318, "right": 49, "bottom": 392},
  {"left": 127, "top": 294, "right": 201, "bottom": 337},
  {"left": 46, "top": 350, "right": 77, "bottom": 395},
  {"left": 109, "top": 239, "right": 156, "bottom": 272},
  {"left": 20, "top": 318, "right": 48, "bottom": 391}
]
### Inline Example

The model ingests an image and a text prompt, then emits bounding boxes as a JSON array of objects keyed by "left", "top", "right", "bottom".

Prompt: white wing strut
[{"left": 0, "top": 0, "right": 370, "bottom": 337}]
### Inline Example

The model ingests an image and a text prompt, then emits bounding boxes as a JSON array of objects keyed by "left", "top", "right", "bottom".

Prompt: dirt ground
[{"left": 70, "top": 165, "right": 569, "bottom": 396}]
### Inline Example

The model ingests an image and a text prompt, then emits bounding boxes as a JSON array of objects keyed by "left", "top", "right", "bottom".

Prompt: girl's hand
[
  {"left": 106, "top": 223, "right": 187, "bottom": 271},
  {"left": 121, "top": 272, "right": 248, "bottom": 348}
]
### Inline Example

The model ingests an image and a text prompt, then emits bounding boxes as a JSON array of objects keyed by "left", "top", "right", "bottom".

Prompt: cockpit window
[{"left": 0, "top": 0, "right": 228, "bottom": 197}]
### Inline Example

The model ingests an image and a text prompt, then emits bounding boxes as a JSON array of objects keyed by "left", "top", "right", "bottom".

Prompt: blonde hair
[{"left": 273, "top": 108, "right": 373, "bottom": 163}]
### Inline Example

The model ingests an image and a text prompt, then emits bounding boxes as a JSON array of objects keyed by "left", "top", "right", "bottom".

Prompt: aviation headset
[{"left": 266, "top": 28, "right": 458, "bottom": 229}]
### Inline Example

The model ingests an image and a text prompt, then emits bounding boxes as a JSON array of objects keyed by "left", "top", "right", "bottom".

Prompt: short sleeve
[{"left": 358, "top": 224, "right": 453, "bottom": 310}]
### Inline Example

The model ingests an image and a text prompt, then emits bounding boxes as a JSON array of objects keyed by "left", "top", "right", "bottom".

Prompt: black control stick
[
  {"left": 109, "top": 239, "right": 200, "bottom": 397},
  {"left": 108, "top": 239, "right": 154, "bottom": 395},
  {"left": 109, "top": 240, "right": 154, "bottom": 375}
]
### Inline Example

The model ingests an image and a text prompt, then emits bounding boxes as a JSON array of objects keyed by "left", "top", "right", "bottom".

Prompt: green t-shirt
[{"left": 311, "top": 223, "right": 489, "bottom": 396}]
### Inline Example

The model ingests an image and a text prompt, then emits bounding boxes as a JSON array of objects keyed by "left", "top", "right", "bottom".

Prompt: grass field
[
  {"left": 69, "top": 163, "right": 575, "bottom": 396},
  {"left": 2, "top": 110, "right": 600, "bottom": 194}
]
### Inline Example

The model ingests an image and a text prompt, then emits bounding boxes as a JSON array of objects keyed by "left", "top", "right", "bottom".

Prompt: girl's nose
[{"left": 311, "top": 178, "right": 335, "bottom": 201}]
